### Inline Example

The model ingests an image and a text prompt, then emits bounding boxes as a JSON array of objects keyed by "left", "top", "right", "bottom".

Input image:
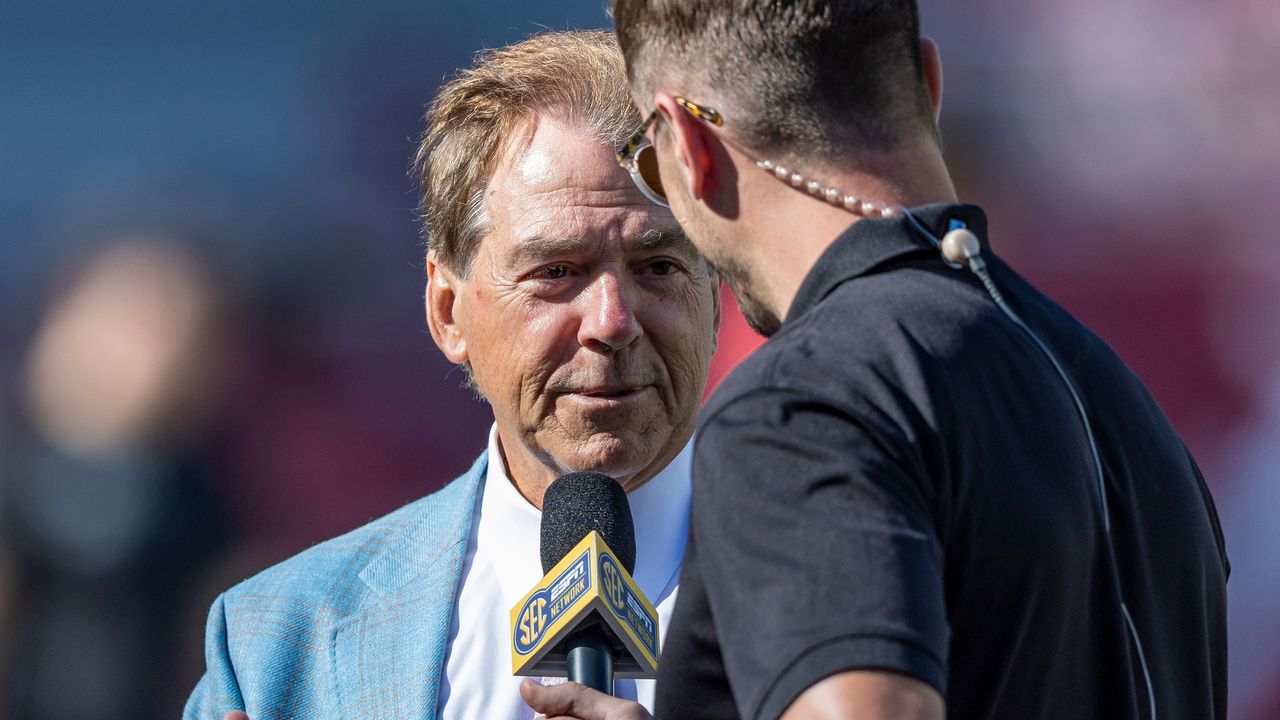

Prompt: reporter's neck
[{"left": 742, "top": 145, "right": 957, "bottom": 324}]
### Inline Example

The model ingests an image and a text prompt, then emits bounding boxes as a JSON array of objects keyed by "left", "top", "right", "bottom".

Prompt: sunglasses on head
[{"left": 615, "top": 97, "right": 723, "bottom": 208}]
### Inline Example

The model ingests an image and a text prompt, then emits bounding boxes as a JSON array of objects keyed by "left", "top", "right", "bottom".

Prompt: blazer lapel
[{"left": 331, "top": 453, "right": 486, "bottom": 719}]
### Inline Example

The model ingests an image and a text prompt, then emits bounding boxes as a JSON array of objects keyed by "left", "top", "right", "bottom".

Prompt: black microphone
[
  {"left": 540, "top": 471, "right": 637, "bottom": 575},
  {"left": 509, "top": 471, "right": 659, "bottom": 692},
  {"left": 541, "top": 472, "right": 636, "bottom": 694}
]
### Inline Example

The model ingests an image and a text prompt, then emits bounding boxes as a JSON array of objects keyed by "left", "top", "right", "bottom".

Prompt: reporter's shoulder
[
  {"left": 707, "top": 267, "right": 977, "bottom": 417},
  {"left": 221, "top": 464, "right": 482, "bottom": 616},
  {"left": 701, "top": 304, "right": 863, "bottom": 421}
]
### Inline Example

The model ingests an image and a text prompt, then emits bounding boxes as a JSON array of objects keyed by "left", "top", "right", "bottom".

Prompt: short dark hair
[{"left": 613, "top": 1, "right": 936, "bottom": 165}]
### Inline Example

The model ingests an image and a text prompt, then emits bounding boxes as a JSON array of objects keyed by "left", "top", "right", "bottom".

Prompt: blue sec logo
[
  {"left": 600, "top": 553, "right": 627, "bottom": 614},
  {"left": 515, "top": 592, "right": 549, "bottom": 655}
]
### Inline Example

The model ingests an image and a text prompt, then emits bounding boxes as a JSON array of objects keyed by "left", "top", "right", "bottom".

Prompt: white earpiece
[{"left": 940, "top": 227, "right": 982, "bottom": 265}]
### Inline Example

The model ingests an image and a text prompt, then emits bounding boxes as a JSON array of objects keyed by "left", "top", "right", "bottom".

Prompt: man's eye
[
  {"left": 647, "top": 260, "right": 677, "bottom": 276},
  {"left": 539, "top": 265, "right": 570, "bottom": 279}
]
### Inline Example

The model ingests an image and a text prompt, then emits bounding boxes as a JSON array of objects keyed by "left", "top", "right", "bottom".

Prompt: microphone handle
[{"left": 566, "top": 624, "right": 614, "bottom": 694}]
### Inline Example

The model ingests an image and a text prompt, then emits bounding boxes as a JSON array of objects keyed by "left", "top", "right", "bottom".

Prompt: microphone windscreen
[{"left": 540, "top": 472, "right": 636, "bottom": 575}]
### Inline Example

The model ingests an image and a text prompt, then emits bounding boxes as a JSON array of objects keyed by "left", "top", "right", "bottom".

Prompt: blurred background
[{"left": 0, "top": 1, "right": 1275, "bottom": 717}]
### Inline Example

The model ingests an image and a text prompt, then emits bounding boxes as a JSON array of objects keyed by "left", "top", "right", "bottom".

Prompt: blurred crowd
[{"left": 0, "top": 1, "right": 1275, "bottom": 718}]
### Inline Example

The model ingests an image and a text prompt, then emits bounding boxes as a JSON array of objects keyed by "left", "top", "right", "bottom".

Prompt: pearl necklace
[{"left": 754, "top": 159, "right": 902, "bottom": 218}]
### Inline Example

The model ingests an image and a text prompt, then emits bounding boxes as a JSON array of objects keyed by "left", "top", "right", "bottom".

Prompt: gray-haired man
[{"left": 186, "top": 30, "right": 718, "bottom": 720}]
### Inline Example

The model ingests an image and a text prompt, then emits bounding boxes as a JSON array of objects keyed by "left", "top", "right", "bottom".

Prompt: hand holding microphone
[{"left": 520, "top": 677, "right": 653, "bottom": 720}]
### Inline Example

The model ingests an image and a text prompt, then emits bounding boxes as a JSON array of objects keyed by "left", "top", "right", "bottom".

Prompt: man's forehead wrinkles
[
  {"left": 506, "top": 202, "right": 676, "bottom": 246},
  {"left": 521, "top": 184, "right": 658, "bottom": 210}
]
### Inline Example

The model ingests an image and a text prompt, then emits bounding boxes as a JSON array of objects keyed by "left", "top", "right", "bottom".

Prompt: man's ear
[
  {"left": 425, "top": 251, "right": 469, "bottom": 364},
  {"left": 920, "top": 37, "right": 944, "bottom": 122},
  {"left": 654, "top": 91, "right": 716, "bottom": 202}
]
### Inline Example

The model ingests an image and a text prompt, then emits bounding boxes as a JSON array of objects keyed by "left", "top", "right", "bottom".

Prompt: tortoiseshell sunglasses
[{"left": 616, "top": 97, "right": 723, "bottom": 208}]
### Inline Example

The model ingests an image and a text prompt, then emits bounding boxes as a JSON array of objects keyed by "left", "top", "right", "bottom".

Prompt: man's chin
[
  {"left": 712, "top": 257, "right": 781, "bottom": 337},
  {"left": 740, "top": 303, "right": 781, "bottom": 337},
  {"left": 550, "top": 431, "right": 661, "bottom": 488}
]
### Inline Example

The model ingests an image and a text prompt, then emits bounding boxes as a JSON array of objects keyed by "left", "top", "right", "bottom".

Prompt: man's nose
[{"left": 578, "top": 272, "right": 642, "bottom": 353}]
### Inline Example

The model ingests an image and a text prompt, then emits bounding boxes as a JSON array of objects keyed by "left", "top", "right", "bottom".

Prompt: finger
[
  {"left": 520, "top": 678, "right": 606, "bottom": 719},
  {"left": 224, "top": 712, "right": 250, "bottom": 720},
  {"left": 519, "top": 678, "right": 572, "bottom": 717},
  {"left": 520, "top": 678, "right": 655, "bottom": 720}
]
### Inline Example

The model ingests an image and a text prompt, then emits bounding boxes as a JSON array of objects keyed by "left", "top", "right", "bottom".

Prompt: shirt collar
[
  {"left": 786, "top": 202, "right": 991, "bottom": 325},
  {"left": 478, "top": 424, "right": 692, "bottom": 609}
]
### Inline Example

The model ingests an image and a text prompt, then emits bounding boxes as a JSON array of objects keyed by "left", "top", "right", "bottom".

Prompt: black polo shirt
[{"left": 655, "top": 204, "right": 1228, "bottom": 720}]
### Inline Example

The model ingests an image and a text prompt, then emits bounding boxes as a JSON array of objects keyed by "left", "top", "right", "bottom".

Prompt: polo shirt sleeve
[{"left": 692, "top": 386, "right": 947, "bottom": 720}]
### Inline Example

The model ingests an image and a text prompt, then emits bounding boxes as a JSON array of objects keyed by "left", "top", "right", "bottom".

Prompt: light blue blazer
[{"left": 184, "top": 452, "right": 487, "bottom": 719}]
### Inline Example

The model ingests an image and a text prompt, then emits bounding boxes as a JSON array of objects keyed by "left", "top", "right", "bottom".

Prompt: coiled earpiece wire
[{"left": 901, "top": 208, "right": 1158, "bottom": 720}]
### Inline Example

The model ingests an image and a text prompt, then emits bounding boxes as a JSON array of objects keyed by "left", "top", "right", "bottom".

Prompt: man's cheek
[{"left": 656, "top": 310, "right": 717, "bottom": 380}]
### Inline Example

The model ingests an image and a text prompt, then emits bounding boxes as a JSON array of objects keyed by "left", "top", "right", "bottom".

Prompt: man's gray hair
[{"left": 414, "top": 30, "right": 644, "bottom": 278}]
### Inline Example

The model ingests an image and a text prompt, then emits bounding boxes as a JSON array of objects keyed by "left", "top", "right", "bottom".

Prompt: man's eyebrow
[
  {"left": 506, "top": 236, "right": 594, "bottom": 265},
  {"left": 506, "top": 229, "right": 699, "bottom": 265},
  {"left": 636, "top": 228, "right": 698, "bottom": 256}
]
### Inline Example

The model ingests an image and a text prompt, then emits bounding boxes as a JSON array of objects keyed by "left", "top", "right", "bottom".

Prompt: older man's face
[{"left": 438, "top": 113, "right": 718, "bottom": 492}]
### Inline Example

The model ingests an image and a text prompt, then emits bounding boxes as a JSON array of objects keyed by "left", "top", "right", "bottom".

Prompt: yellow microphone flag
[{"left": 510, "top": 531, "right": 659, "bottom": 678}]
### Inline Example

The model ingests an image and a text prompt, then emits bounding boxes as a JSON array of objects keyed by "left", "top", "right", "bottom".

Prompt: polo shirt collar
[{"left": 786, "top": 203, "right": 991, "bottom": 324}]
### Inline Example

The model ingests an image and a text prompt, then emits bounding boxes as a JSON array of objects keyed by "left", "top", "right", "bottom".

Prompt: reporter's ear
[
  {"left": 653, "top": 91, "right": 715, "bottom": 202},
  {"left": 920, "top": 37, "right": 944, "bottom": 122}
]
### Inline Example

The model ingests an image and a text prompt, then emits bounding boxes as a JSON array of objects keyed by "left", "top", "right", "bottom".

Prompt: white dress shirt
[{"left": 437, "top": 425, "right": 692, "bottom": 719}]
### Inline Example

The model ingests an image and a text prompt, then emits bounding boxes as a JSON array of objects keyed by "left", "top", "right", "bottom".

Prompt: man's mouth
[{"left": 578, "top": 386, "right": 642, "bottom": 398}]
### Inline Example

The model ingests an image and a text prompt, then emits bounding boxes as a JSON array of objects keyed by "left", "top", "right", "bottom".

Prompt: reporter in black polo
[{"left": 525, "top": 2, "right": 1229, "bottom": 719}]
